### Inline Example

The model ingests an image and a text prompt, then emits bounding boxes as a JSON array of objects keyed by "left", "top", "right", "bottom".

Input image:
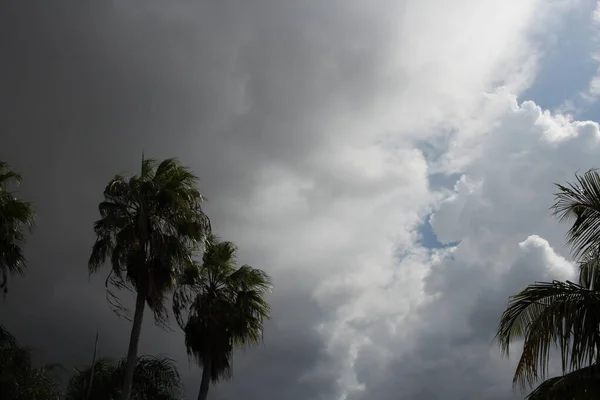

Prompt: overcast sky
[{"left": 2, "top": 0, "right": 600, "bottom": 399}]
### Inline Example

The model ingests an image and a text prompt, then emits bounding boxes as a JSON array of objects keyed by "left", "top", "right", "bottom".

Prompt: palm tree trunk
[
  {"left": 85, "top": 331, "right": 99, "bottom": 400},
  {"left": 197, "top": 356, "right": 212, "bottom": 400},
  {"left": 119, "top": 289, "right": 146, "bottom": 400}
]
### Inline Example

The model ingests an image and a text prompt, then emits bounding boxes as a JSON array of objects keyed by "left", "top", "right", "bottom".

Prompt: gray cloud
[{"left": 0, "top": 1, "right": 348, "bottom": 397}]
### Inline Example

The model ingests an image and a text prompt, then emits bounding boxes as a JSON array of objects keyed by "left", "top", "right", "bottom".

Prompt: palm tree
[
  {"left": 64, "top": 355, "right": 183, "bottom": 400},
  {"left": 0, "top": 161, "right": 35, "bottom": 296},
  {"left": 173, "top": 235, "right": 271, "bottom": 400},
  {"left": 496, "top": 169, "right": 600, "bottom": 399},
  {"left": 89, "top": 157, "right": 211, "bottom": 400},
  {"left": 0, "top": 325, "right": 61, "bottom": 400}
]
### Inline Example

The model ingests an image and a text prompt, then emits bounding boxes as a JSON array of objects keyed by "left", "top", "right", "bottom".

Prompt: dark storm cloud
[{"left": 0, "top": 1, "right": 369, "bottom": 397}]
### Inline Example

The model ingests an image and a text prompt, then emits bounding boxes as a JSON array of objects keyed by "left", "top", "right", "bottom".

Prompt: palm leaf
[
  {"left": 496, "top": 280, "right": 600, "bottom": 389},
  {"left": 0, "top": 161, "right": 23, "bottom": 188},
  {"left": 552, "top": 169, "right": 600, "bottom": 260},
  {"left": 0, "top": 161, "right": 35, "bottom": 296},
  {"left": 176, "top": 237, "right": 272, "bottom": 383},
  {"left": 88, "top": 156, "right": 211, "bottom": 324},
  {"left": 65, "top": 355, "right": 183, "bottom": 400},
  {"left": 0, "top": 325, "right": 61, "bottom": 399},
  {"left": 577, "top": 249, "right": 600, "bottom": 290},
  {"left": 526, "top": 362, "right": 600, "bottom": 399}
]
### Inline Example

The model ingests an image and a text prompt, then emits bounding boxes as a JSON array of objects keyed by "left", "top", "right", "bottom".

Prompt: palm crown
[
  {"left": 65, "top": 355, "right": 183, "bottom": 400},
  {"left": 89, "top": 156, "right": 210, "bottom": 322},
  {"left": 174, "top": 235, "right": 271, "bottom": 400},
  {"left": 0, "top": 325, "right": 61, "bottom": 400},
  {"left": 496, "top": 169, "right": 600, "bottom": 399},
  {"left": 0, "top": 161, "right": 35, "bottom": 295},
  {"left": 89, "top": 156, "right": 211, "bottom": 400}
]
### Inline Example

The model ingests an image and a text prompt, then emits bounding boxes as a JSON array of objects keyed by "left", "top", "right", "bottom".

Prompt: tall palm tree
[
  {"left": 174, "top": 235, "right": 271, "bottom": 400},
  {"left": 0, "top": 325, "right": 61, "bottom": 400},
  {"left": 64, "top": 355, "right": 183, "bottom": 400},
  {"left": 496, "top": 169, "right": 600, "bottom": 399},
  {"left": 0, "top": 161, "right": 35, "bottom": 296},
  {"left": 89, "top": 157, "right": 210, "bottom": 400}
]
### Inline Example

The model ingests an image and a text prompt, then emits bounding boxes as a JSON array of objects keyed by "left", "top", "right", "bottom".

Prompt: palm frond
[
  {"left": 227, "top": 265, "right": 272, "bottom": 293},
  {"left": 177, "top": 236, "right": 272, "bottom": 383},
  {"left": 140, "top": 156, "right": 158, "bottom": 179},
  {"left": 130, "top": 355, "right": 183, "bottom": 399},
  {"left": 577, "top": 249, "right": 600, "bottom": 290},
  {"left": 0, "top": 325, "right": 61, "bottom": 399},
  {"left": 526, "top": 362, "right": 600, "bottom": 400},
  {"left": 89, "top": 156, "right": 211, "bottom": 323},
  {"left": 0, "top": 325, "right": 19, "bottom": 349},
  {"left": 0, "top": 162, "right": 35, "bottom": 296},
  {"left": 496, "top": 280, "right": 600, "bottom": 389},
  {"left": 65, "top": 355, "right": 183, "bottom": 400},
  {"left": 552, "top": 169, "right": 600, "bottom": 260},
  {"left": 0, "top": 161, "right": 23, "bottom": 188},
  {"left": 66, "top": 357, "right": 120, "bottom": 400}
]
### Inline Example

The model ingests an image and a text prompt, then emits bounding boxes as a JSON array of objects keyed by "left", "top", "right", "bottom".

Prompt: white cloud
[
  {"left": 341, "top": 89, "right": 598, "bottom": 398},
  {"left": 517, "top": 235, "right": 575, "bottom": 281}
]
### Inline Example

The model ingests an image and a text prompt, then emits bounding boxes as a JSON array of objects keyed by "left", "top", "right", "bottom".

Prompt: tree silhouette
[
  {"left": 89, "top": 157, "right": 210, "bottom": 400},
  {"left": 0, "top": 325, "right": 61, "bottom": 400},
  {"left": 0, "top": 161, "right": 35, "bottom": 296},
  {"left": 65, "top": 355, "right": 183, "bottom": 400},
  {"left": 174, "top": 235, "right": 271, "bottom": 400}
]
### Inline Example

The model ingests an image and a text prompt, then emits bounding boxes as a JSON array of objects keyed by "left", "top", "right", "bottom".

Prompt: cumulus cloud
[
  {"left": 0, "top": 0, "right": 596, "bottom": 399},
  {"left": 342, "top": 91, "right": 597, "bottom": 399},
  {"left": 343, "top": 234, "right": 574, "bottom": 400}
]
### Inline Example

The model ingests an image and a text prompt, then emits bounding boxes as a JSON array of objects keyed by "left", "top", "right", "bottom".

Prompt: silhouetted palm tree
[
  {"left": 65, "top": 355, "right": 183, "bottom": 400},
  {"left": 496, "top": 170, "right": 600, "bottom": 399},
  {"left": 0, "top": 325, "right": 61, "bottom": 400},
  {"left": 0, "top": 161, "right": 35, "bottom": 296},
  {"left": 174, "top": 235, "right": 271, "bottom": 400},
  {"left": 89, "top": 157, "right": 210, "bottom": 400}
]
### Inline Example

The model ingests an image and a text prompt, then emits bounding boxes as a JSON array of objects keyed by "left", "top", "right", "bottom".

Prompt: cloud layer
[{"left": 1, "top": 0, "right": 599, "bottom": 399}]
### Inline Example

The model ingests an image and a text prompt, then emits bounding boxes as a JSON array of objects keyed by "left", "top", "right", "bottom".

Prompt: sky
[{"left": 2, "top": 0, "right": 600, "bottom": 399}]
